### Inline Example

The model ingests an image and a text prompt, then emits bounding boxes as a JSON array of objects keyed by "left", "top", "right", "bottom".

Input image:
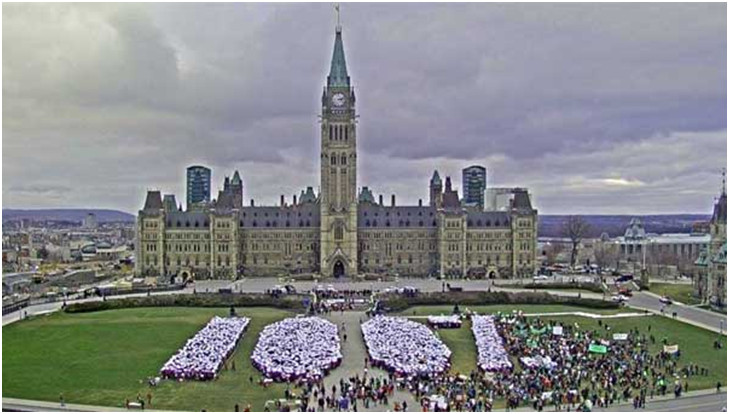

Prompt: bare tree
[
  {"left": 593, "top": 242, "right": 617, "bottom": 270},
  {"left": 561, "top": 216, "right": 590, "bottom": 268},
  {"left": 544, "top": 243, "right": 565, "bottom": 265}
]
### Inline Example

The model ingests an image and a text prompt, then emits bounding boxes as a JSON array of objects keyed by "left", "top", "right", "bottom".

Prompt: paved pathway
[{"left": 319, "top": 311, "right": 419, "bottom": 411}]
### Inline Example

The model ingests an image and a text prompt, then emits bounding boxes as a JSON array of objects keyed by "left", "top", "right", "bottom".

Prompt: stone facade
[
  {"left": 694, "top": 183, "right": 727, "bottom": 309},
  {"left": 135, "top": 24, "right": 538, "bottom": 281}
]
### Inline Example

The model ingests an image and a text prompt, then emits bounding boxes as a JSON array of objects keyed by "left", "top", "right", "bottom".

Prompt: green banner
[
  {"left": 588, "top": 344, "right": 608, "bottom": 354},
  {"left": 530, "top": 326, "right": 547, "bottom": 335}
]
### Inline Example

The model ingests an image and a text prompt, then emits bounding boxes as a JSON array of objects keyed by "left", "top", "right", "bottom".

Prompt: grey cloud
[{"left": 2, "top": 3, "right": 726, "bottom": 214}]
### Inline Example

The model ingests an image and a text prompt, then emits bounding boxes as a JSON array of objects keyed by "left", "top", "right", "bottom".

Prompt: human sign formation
[
  {"left": 160, "top": 316, "right": 250, "bottom": 381},
  {"left": 472, "top": 315, "right": 513, "bottom": 371},
  {"left": 362, "top": 315, "right": 451, "bottom": 378},
  {"left": 251, "top": 316, "right": 342, "bottom": 382}
]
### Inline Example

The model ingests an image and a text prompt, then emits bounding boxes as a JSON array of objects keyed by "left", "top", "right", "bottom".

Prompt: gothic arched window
[
  {"left": 331, "top": 154, "right": 337, "bottom": 165},
  {"left": 341, "top": 153, "right": 347, "bottom": 165},
  {"left": 345, "top": 126, "right": 348, "bottom": 140},
  {"left": 329, "top": 125, "right": 333, "bottom": 140},
  {"left": 334, "top": 224, "right": 344, "bottom": 241}
]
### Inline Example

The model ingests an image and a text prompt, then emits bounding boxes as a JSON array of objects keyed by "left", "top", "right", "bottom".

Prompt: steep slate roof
[
  {"left": 239, "top": 204, "right": 320, "bottom": 229},
  {"left": 215, "top": 190, "right": 236, "bottom": 211},
  {"left": 358, "top": 205, "right": 438, "bottom": 228},
  {"left": 166, "top": 211, "right": 210, "bottom": 229},
  {"left": 142, "top": 191, "right": 164, "bottom": 211},
  {"left": 465, "top": 211, "right": 511, "bottom": 228},
  {"left": 511, "top": 189, "right": 534, "bottom": 211}
]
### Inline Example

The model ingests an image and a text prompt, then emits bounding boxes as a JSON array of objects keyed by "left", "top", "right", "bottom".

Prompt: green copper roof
[
  {"left": 328, "top": 28, "right": 349, "bottom": 88},
  {"left": 695, "top": 248, "right": 709, "bottom": 266},
  {"left": 231, "top": 170, "right": 242, "bottom": 185},
  {"left": 713, "top": 242, "right": 727, "bottom": 264}
]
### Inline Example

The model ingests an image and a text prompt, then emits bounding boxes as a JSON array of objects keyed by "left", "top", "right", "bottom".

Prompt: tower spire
[{"left": 328, "top": 4, "right": 349, "bottom": 87}]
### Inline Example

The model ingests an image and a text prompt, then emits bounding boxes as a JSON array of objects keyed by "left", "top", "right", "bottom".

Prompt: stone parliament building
[{"left": 136, "top": 23, "right": 538, "bottom": 281}]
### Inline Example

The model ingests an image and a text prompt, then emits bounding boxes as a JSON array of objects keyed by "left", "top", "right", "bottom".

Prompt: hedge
[
  {"left": 500, "top": 282, "right": 606, "bottom": 294},
  {"left": 64, "top": 293, "right": 309, "bottom": 313},
  {"left": 378, "top": 291, "right": 619, "bottom": 312}
]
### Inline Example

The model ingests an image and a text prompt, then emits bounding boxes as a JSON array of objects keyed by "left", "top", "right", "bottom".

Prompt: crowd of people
[
  {"left": 471, "top": 315, "right": 513, "bottom": 371},
  {"left": 485, "top": 312, "right": 706, "bottom": 411},
  {"left": 292, "top": 372, "right": 404, "bottom": 411},
  {"left": 427, "top": 315, "right": 462, "bottom": 329},
  {"left": 362, "top": 316, "right": 451, "bottom": 378},
  {"left": 160, "top": 316, "right": 250, "bottom": 381},
  {"left": 368, "top": 310, "right": 717, "bottom": 412},
  {"left": 251, "top": 317, "right": 342, "bottom": 382}
]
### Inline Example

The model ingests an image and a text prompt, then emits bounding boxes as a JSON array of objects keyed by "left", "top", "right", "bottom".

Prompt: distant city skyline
[{"left": 3, "top": 3, "right": 726, "bottom": 215}]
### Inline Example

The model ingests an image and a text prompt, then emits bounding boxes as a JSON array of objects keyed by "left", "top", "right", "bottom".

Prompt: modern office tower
[
  {"left": 186, "top": 165, "right": 211, "bottom": 208},
  {"left": 462, "top": 165, "right": 486, "bottom": 210}
]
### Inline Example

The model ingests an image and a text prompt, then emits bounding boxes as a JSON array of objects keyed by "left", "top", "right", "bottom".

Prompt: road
[
  {"left": 4, "top": 389, "right": 725, "bottom": 412},
  {"left": 599, "top": 391, "right": 726, "bottom": 412},
  {"left": 628, "top": 291, "right": 726, "bottom": 334}
]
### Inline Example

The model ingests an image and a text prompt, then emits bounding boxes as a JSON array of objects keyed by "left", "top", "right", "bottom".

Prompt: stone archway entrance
[
  {"left": 488, "top": 271, "right": 497, "bottom": 279},
  {"left": 333, "top": 260, "right": 345, "bottom": 278},
  {"left": 179, "top": 270, "right": 192, "bottom": 283}
]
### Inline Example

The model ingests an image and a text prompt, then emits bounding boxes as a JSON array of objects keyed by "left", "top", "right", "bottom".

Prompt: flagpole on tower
[{"left": 335, "top": 3, "right": 341, "bottom": 31}]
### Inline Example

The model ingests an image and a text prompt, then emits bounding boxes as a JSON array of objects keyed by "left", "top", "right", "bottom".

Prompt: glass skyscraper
[
  {"left": 186, "top": 165, "right": 211, "bottom": 208},
  {"left": 462, "top": 165, "right": 487, "bottom": 210}
]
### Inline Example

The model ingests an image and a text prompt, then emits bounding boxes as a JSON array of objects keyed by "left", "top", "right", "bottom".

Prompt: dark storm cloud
[{"left": 2, "top": 3, "right": 726, "bottom": 214}]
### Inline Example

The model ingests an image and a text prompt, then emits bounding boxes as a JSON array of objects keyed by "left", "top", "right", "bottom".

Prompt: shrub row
[
  {"left": 379, "top": 291, "right": 619, "bottom": 312},
  {"left": 64, "top": 293, "right": 309, "bottom": 313},
  {"left": 501, "top": 282, "right": 606, "bottom": 294}
]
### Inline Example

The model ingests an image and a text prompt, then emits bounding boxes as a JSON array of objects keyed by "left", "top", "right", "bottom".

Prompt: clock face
[{"left": 331, "top": 93, "right": 346, "bottom": 107}]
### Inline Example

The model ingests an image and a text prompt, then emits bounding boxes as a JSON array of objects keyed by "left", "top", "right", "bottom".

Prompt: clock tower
[{"left": 320, "top": 21, "right": 358, "bottom": 278}]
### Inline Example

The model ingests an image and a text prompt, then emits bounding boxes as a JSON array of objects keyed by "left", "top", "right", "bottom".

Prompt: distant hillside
[
  {"left": 538, "top": 214, "right": 711, "bottom": 238},
  {"left": 3, "top": 209, "right": 135, "bottom": 223}
]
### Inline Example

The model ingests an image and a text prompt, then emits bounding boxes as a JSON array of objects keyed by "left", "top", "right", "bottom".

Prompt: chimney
[
  {"left": 391, "top": 194, "right": 396, "bottom": 207},
  {"left": 293, "top": 194, "right": 297, "bottom": 205},
  {"left": 251, "top": 199, "right": 255, "bottom": 207},
  {"left": 418, "top": 199, "right": 423, "bottom": 207},
  {"left": 379, "top": 195, "right": 384, "bottom": 206},
  {"left": 281, "top": 195, "right": 285, "bottom": 206}
]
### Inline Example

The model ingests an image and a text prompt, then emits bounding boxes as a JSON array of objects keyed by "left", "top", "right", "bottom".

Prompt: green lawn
[
  {"left": 650, "top": 283, "right": 701, "bottom": 305},
  {"left": 400, "top": 304, "right": 631, "bottom": 317},
  {"left": 3, "top": 307, "right": 295, "bottom": 411},
  {"left": 432, "top": 319, "right": 477, "bottom": 375}
]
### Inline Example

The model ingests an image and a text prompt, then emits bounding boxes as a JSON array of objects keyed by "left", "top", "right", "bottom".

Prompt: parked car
[
  {"left": 611, "top": 295, "right": 628, "bottom": 303},
  {"left": 616, "top": 274, "right": 634, "bottom": 283},
  {"left": 659, "top": 296, "right": 673, "bottom": 305},
  {"left": 533, "top": 275, "right": 550, "bottom": 281},
  {"left": 618, "top": 287, "right": 633, "bottom": 297}
]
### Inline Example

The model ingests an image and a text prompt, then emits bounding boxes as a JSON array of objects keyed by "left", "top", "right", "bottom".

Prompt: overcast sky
[{"left": 3, "top": 3, "right": 726, "bottom": 215}]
